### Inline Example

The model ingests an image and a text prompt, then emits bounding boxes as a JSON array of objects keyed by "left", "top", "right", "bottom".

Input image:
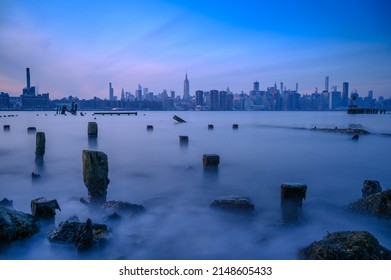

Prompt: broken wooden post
[
  {"left": 3, "top": 125, "right": 10, "bottom": 132},
  {"left": 27, "top": 127, "right": 36, "bottom": 134},
  {"left": 31, "top": 197, "right": 61, "bottom": 218},
  {"left": 173, "top": 115, "right": 186, "bottom": 123},
  {"left": 82, "top": 150, "right": 110, "bottom": 204},
  {"left": 208, "top": 124, "right": 214, "bottom": 130},
  {"left": 147, "top": 125, "right": 153, "bottom": 131},
  {"left": 232, "top": 124, "right": 239, "bottom": 129},
  {"left": 203, "top": 154, "right": 220, "bottom": 167},
  {"left": 179, "top": 135, "right": 189, "bottom": 145},
  {"left": 35, "top": 132, "right": 46, "bottom": 157},
  {"left": 281, "top": 183, "right": 307, "bottom": 222},
  {"left": 88, "top": 122, "right": 98, "bottom": 138}
]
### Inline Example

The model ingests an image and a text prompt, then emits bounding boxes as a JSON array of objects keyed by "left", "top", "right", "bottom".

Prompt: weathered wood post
[
  {"left": 31, "top": 197, "right": 61, "bottom": 218},
  {"left": 179, "top": 135, "right": 189, "bottom": 146},
  {"left": 88, "top": 122, "right": 98, "bottom": 138},
  {"left": 203, "top": 154, "right": 220, "bottom": 167},
  {"left": 208, "top": 124, "right": 214, "bottom": 130},
  {"left": 35, "top": 132, "right": 46, "bottom": 157},
  {"left": 281, "top": 183, "right": 307, "bottom": 222},
  {"left": 147, "top": 125, "right": 153, "bottom": 131},
  {"left": 3, "top": 125, "right": 10, "bottom": 132},
  {"left": 232, "top": 124, "right": 239, "bottom": 129},
  {"left": 27, "top": 127, "right": 36, "bottom": 134},
  {"left": 82, "top": 150, "right": 109, "bottom": 204}
]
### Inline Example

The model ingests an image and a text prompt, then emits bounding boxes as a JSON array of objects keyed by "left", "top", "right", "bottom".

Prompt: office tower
[
  {"left": 368, "top": 90, "right": 373, "bottom": 100},
  {"left": 183, "top": 73, "right": 190, "bottom": 100},
  {"left": 342, "top": 82, "right": 349, "bottom": 107},
  {"left": 253, "top": 81, "right": 260, "bottom": 93},
  {"left": 295, "top": 83, "right": 298, "bottom": 93},
  {"left": 210, "top": 90, "right": 219, "bottom": 110},
  {"left": 109, "top": 82, "right": 114, "bottom": 101},
  {"left": 280, "top": 82, "right": 283, "bottom": 94},
  {"left": 195, "top": 90, "right": 204, "bottom": 106},
  {"left": 136, "top": 84, "right": 142, "bottom": 101},
  {"left": 219, "top": 90, "right": 227, "bottom": 110},
  {"left": 121, "top": 88, "right": 125, "bottom": 101},
  {"left": 26, "top": 68, "right": 31, "bottom": 91},
  {"left": 325, "top": 76, "right": 329, "bottom": 92}
]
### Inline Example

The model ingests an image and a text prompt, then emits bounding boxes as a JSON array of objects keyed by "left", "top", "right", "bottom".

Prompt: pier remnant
[
  {"left": 208, "top": 124, "right": 214, "bottom": 130},
  {"left": 281, "top": 183, "right": 307, "bottom": 222},
  {"left": 179, "top": 135, "right": 189, "bottom": 145},
  {"left": 203, "top": 154, "right": 220, "bottom": 167},
  {"left": 362, "top": 180, "right": 382, "bottom": 198},
  {"left": 27, "top": 127, "right": 36, "bottom": 134},
  {"left": 31, "top": 197, "right": 61, "bottom": 218},
  {"left": 232, "top": 124, "right": 239, "bottom": 129},
  {"left": 88, "top": 122, "right": 98, "bottom": 138},
  {"left": 35, "top": 132, "right": 46, "bottom": 157},
  {"left": 82, "top": 150, "right": 110, "bottom": 204},
  {"left": 173, "top": 115, "right": 186, "bottom": 123},
  {"left": 147, "top": 125, "right": 153, "bottom": 131},
  {"left": 3, "top": 125, "right": 10, "bottom": 132}
]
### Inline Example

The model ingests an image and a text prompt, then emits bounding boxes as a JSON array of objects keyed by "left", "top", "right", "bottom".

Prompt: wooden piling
[
  {"left": 35, "top": 132, "right": 46, "bottom": 157},
  {"left": 281, "top": 183, "right": 307, "bottom": 222},
  {"left": 88, "top": 122, "right": 98, "bottom": 138}
]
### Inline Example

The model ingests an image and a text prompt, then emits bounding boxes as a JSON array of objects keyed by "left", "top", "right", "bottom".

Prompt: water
[{"left": 0, "top": 111, "right": 390, "bottom": 259}]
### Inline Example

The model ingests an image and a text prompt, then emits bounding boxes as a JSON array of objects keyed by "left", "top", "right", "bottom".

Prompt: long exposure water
[{"left": 0, "top": 110, "right": 390, "bottom": 259}]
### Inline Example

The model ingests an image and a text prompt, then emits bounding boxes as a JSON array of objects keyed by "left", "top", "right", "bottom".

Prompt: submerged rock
[
  {"left": 210, "top": 196, "right": 255, "bottom": 214},
  {"left": 48, "top": 216, "right": 111, "bottom": 251},
  {"left": 0, "top": 205, "right": 39, "bottom": 242},
  {"left": 31, "top": 197, "right": 61, "bottom": 218},
  {"left": 362, "top": 180, "right": 382, "bottom": 198},
  {"left": 344, "top": 189, "right": 391, "bottom": 220},
  {"left": 300, "top": 231, "right": 391, "bottom": 260},
  {"left": 101, "top": 200, "right": 146, "bottom": 218}
]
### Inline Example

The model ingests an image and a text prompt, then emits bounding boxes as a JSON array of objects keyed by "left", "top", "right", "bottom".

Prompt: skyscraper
[
  {"left": 26, "top": 67, "right": 31, "bottom": 92},
  {"left": 342, "top": 82, "right": 349, "bottom": 107},
  {"left": 183, "top": 73, "right": 190, "bottom": 100},
  {"left": 109, "top": 82, "right": 114, "bottom": 101},
  {"left": 325, "top": 76, "right": 329, "bottom": 92}
]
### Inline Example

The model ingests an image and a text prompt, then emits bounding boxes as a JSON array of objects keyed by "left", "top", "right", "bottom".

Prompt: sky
[{"left": 1, "top": 0, "right": 391, "bottom": 99}]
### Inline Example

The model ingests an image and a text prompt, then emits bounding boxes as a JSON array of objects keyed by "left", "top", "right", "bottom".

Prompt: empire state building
[{"left": 183, "top": 73, "right": 190, "bottom": 100}]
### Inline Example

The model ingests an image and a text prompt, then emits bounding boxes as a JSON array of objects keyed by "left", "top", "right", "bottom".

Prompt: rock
[
  {"left": 35, "top": 132, "right": 46, "bottom": 157},
  {"left": 0, "top": 198, "right": 13, "bottom": 208},
  {"left": 48, "top": 217, "right": 111, "bottom": 251},
  {"left": 300, "top": 231, "right": 391, "bottom": 260},
  {"left": 88, "top": 122, "right": 98, "bottom": 138},
  {"left": 0, "top": 205, "right": 39, "bottom": 242},
  {"left": 173, "top": 115, "right": 186, "bottom": 123},
  {"left": 101, "top": 201, "right": 145, "bottom": 218},
  {"left": 31, "top": 197, "right": 61, "bottom": 218},
  {"left": 344, "top": 189, "right": 391, "bottom": 220},
  {"left": 203, "top": 154, "right": 220, "bottom": 167},
  {"left": 210, "top": 196, "right": 255, "bottom": 214},
  {"left": 281, "top": 183, "right": 307, "bottom": 222},
  {"left": 82, "top": 150, "right": 110, "bottom": 204},
  {"left": 362, "top": 180, "right": 382, "bottom": 198}
]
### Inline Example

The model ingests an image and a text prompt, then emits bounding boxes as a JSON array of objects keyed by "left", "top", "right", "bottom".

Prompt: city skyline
[{"left": 1, "top": 0, "right": 390, "bottom": 99}]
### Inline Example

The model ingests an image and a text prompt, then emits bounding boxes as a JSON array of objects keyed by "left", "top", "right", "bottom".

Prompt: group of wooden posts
[{"left": 3, "top": 122, "right": 308, "bottom": 222}]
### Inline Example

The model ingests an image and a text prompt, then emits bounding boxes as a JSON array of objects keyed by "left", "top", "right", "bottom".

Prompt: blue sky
[{"left": 1, "top": 0, "right": 390, "bottom": 99}]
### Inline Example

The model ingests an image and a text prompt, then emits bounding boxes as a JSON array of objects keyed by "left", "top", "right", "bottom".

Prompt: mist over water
[{"left": 0, "top": 111, "right": 390, "bottom": 259}]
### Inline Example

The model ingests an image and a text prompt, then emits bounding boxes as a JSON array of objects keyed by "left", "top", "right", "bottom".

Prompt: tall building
[
  {"left": 325, "top": 76, "right": 329, "bottom": 92},
  {"left": 210, "top": 90, "right": 219, "bottom": 110},
  {"left": 195, "top": 90, "right": 204, "bottom": 106},
  {"left": 342, "top": 82, "right": 349, "bottom": 107},
  {"left": 109, "top": 82, "right": 114, "bottom": 101},
  {"left": 253, "top": 81, "right": 260, "bottom": 93},
  {"left": 183, "top": 73, "right": 190, "bottom": 100}
]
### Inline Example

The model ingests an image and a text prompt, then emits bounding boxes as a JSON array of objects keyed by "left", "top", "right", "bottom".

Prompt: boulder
[
  {"left": 300, "top": 231, "right": 391, "bottom": 260},
  {"left": 48, "top": 216, "right": 111, "bottom": 251},
  {"left": 0, "top": 205, "right": 39, "bottom": 242},
  {"left": 362, "top": 180, "right": 382, "bottom": 198},
  {"left": 31, "top": 197, "right": 61, "bottom": 218},
  {"left": 210, "top": 197, "right": 255, "bottom": 214},
  {"left": 344, "top": 189, "right": 391, "bottom": 220},
  {"left": 82, "top": 150, "right": 110, "bottom": 204}
]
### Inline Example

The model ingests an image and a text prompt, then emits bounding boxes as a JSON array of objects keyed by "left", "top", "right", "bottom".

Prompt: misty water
[{"left": 0, "top": 110, "right": 390, "bottom": 260}]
